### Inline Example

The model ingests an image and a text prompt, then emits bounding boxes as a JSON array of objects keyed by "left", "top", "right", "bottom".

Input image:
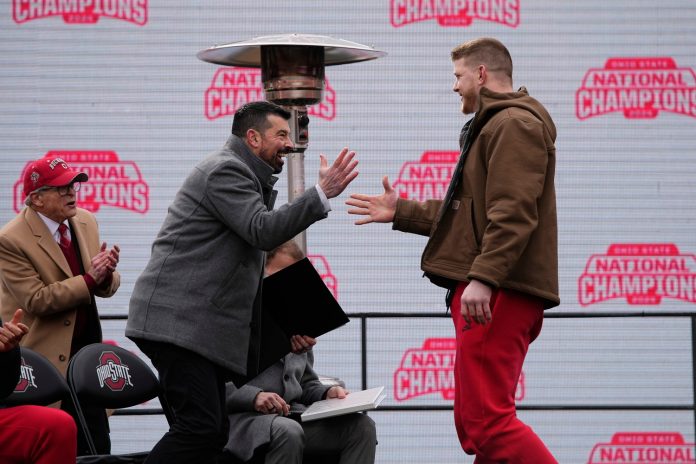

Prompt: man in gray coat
[
  {"left": 126, "top": 101, "right": 359, "bottom": 464},
  {"left": 224, "top": 241, "right": 377, "bottom": 464}
]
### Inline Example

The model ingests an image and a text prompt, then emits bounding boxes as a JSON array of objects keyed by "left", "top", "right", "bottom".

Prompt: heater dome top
[{"left": 197, "top": 33, "right": 386, "bottom": 67}]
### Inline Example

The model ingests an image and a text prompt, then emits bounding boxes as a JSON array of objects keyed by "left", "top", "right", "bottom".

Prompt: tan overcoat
[{"left": 0, "top": 207, "right": 120, "bottom": 377}]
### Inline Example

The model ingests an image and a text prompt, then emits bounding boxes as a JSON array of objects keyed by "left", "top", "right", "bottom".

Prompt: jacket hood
[{"left": 474, "top": 86, "right": 556, "bottom": 142}]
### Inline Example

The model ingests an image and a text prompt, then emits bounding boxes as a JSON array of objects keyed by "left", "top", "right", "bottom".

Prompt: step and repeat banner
[{"left": 2, "top": 1, "right": 696, "bottom": 462}]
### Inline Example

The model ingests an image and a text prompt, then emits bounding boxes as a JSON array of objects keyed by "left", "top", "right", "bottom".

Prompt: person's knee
[
  {"left": 460, "top": 417, "right": 496, "bottom": 452},
  {"left": 356, "top": 414, "right": 377, "bottom": 442},
  {"left": 270, "top": 417, "right": 305, "bottom": 450},
  {"left": 461, "top": 414, "right": 515, "bottom": 454},
  {"left": 344, "top": 414, "right": 377, "bottom": 446},
  {"left": 170, "top": 414, "right": 227, "bottom": 446},
  {"left": 27, "top": 406, "right": 77, "bottom": 446}
]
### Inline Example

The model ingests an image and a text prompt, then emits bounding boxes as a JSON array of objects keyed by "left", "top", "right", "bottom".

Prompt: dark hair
[
  {"left": 451, "top": 37, "right": 513, "bottom": 82},
  {"left": 231, "top": 101, "right": 291, "bottom": 137},
  {"left": 268, "top": 240, "right": 305, "bottom": 263}
]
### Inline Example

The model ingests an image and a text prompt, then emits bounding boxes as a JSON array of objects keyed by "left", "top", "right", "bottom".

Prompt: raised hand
[
  {"left": 346, "top": 176, "right": 397, "bottom": 225},
  {"left": 0, "top": 308, "right": 29, "bottom": 352},
  {"left": 318, "top": 148, "right": 359, "bottom": 199},
  {"left": 88, "top": 242, "right": 119, "bottom": 284}
]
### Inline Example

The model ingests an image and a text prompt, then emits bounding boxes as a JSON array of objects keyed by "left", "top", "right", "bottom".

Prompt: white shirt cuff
[{"left": 314, "top": 185, "right": 331, "bottom": 213}]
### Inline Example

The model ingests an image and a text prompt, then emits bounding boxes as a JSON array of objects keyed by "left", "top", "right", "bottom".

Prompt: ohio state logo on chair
[
  {"left": 14, "top": 356, "right": 38, "bottom": 393},
  {"left": 96, "top": 351, "right": 133, "bottom": 392}
]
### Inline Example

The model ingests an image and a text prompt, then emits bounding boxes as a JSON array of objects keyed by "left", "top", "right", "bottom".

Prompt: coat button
[
  {"left": 59, "top": 354, "right": 66, "bottom": 362},
  {"left": 64, "top": 320, "right": 71, "bottom": 326},
  {"left": 284, "top": 375, "right": 290, "bottom": 381}
]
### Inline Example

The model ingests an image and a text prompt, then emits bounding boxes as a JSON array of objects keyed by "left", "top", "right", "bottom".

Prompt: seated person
[
  {"left": 224, "top": 241, "right": 377, "bottom": 464},
  {"left": 0, "top": 309, "right": 77, "bottom": 464}
]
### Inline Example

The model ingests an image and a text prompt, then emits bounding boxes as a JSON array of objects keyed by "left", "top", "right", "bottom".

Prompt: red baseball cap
[{"left": 23, "top": 157, "right": 89, "bottom": 198}]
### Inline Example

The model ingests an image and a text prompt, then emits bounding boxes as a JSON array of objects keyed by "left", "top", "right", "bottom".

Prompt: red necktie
[{"left": 58, "top": 223, "right": 71, "bottom": 249}]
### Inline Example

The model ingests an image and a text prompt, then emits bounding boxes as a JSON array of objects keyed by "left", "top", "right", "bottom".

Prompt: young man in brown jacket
[{"left": 347, "top": 37, "right": 559, "bottom": 463}]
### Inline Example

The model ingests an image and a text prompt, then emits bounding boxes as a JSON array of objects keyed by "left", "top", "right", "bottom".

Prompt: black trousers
[{"left": 135, "top": 339, "right": 243, "bottom": 464}]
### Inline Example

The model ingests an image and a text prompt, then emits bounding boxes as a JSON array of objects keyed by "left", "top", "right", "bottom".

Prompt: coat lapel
[
  {"left": 24, "top": 208, "right": 73, "bottom": 278},
  {"left": 70, "top": 215, "right": 92, "bottom": 273}
]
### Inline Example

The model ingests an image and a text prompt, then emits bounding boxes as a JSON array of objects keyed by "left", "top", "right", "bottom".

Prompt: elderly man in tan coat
[{"left": 0, "top": 155, "right": 120, "bottom": 455}]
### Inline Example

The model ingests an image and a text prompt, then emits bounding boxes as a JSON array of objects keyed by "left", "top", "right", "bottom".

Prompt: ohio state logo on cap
[
  {"left": 14, "top": 356, "right": 38, "bottom": 394},
  {"left": 96, "top": 351, "right": 133, "bottom": 392}
]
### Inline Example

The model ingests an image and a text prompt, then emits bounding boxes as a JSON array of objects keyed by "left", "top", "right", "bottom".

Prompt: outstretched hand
[
  {"left": 0, "top": 308, "right": 29, "bottom": 353},
  {"left": 318, "top": 148, "right": 359, "bottom": 199},
  {"left": 346, "top": 176, "right": 397, "bottom": 225}
]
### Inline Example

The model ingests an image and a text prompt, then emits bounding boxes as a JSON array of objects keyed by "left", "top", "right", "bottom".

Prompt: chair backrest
[
  {"left": 4, "top": 347, "right": 70, "bottom": 407},
  {"left": 67, "top": 343, "right": 174, "bottom": 456},
  {"left": 68, "top": 343, "right": 162, "bottom": 410}
]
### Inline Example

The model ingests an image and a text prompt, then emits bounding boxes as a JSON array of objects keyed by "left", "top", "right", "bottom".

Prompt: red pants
[
  {"left": 451, "top": 282, "right": 557, "bottom": 463},
  {"left": 0, "top": 405, "right": 77, "bottom": 464}
]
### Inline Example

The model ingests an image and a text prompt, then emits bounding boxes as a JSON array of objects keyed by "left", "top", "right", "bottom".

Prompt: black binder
[{"left": 258, "top": 257, "right": 349, "bottom": 374}]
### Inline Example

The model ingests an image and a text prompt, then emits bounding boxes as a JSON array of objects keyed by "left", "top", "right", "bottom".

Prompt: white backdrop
[{"left": 2, "top": 1, "right": 696, "bottom": 462}]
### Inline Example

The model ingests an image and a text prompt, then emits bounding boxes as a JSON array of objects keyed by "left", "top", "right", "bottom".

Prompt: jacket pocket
[
  {"left": 210, "top": 261, "right": 249, "bottom": 310},
  {"left": 424, "top": 197, "right": 480, "bottom": 272}
]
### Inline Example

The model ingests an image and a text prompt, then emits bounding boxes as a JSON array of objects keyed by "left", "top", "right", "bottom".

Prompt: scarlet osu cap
[{"left": 23, "top": 157, "right": 89, "bottom": 198}]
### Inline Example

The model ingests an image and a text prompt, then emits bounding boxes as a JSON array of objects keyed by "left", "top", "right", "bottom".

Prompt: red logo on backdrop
[
  {"left": 393, "top": 338, "right": 525, "bottom": 401},
  {"left": 96, "top": 351, "right": 133, "bottom": 391},
  {"left": 12, "top": 0, "right": 148, "bottom": 25},
  {"left": 587, "top": 432, "right": 695, "bottom": 463},
  {"left": 14, "top": 151, "right": 149, "bottom": 214},
  {"left": 205, "top": 67, "right": 336, "bottom": 121},
  {"left": 393, "top": 151, "right": 458, "bottom": 201},
  {"left": 308, "top": 255, "right": 338, "bottom": 299},
  {"left": 576, "top": 58, "right": 696, "bottom": 120},
  {"left": 13, "top": 356, "right": 38, "bottom": 393},
  {"left": 390, "top": 0, "right": 519, "bottom": 28},
  {"left": 579, "top": 244, "right": 696, "bottom": 306}
]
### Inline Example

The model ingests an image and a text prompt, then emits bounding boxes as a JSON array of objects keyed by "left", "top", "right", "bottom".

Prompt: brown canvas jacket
[{"left": 393, "top": 87, "right": 559, "bottom": 308}]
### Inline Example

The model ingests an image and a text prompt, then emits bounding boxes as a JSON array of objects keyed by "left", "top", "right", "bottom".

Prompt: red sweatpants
[
  {"left": 451, "top": 282, "right": 557, "bottom": 463},
  {"left": 0, "top": 405, "right": 77, "bottom": 464}
]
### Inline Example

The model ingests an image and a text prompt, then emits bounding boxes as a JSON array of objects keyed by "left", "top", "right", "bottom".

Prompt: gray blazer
[
  {"left": 224, "top": 352, "right": 329, "bottom": 461},
  {"left": 126, "top": 135, "right": 328, "bottom": 375}
]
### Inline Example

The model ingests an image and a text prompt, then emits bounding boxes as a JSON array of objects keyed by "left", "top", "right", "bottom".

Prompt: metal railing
[{"left": 104, "top": 311, "right": 696, "bottom": 430}]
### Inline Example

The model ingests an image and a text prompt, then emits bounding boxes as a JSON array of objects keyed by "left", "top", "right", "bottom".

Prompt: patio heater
[{"left": 197, "top": 33, "right": 386, "bottom": 253}]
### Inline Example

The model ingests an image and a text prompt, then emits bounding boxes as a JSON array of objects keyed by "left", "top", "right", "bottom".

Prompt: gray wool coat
[
  {"left": 224, "top": 352, "right": 330, "bottom": 461},
  {"left": 126, "top": 134, "right": 328, "bottom": 376}
]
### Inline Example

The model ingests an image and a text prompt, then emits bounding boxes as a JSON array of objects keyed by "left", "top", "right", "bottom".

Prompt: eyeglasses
[{"left": 36, "top": 182, "right": 81, "bottom": 196}]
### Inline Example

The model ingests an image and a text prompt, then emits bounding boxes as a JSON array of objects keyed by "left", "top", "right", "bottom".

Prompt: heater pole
[{"left": 285, "top": 106, "right": 310, "bottom": 254}]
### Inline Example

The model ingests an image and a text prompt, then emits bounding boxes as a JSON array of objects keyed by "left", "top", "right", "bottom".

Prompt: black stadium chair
[
  {"left": 4, "top": 346, "right": 70, "bottom": 407},
  {"left": 67, "top": 343, "right": 175, "bottom": 464}
]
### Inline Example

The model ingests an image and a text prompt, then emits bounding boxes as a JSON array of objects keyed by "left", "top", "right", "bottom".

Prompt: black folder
[{"left": 257, "top": 257, "right": 349, "bottom": 374}]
